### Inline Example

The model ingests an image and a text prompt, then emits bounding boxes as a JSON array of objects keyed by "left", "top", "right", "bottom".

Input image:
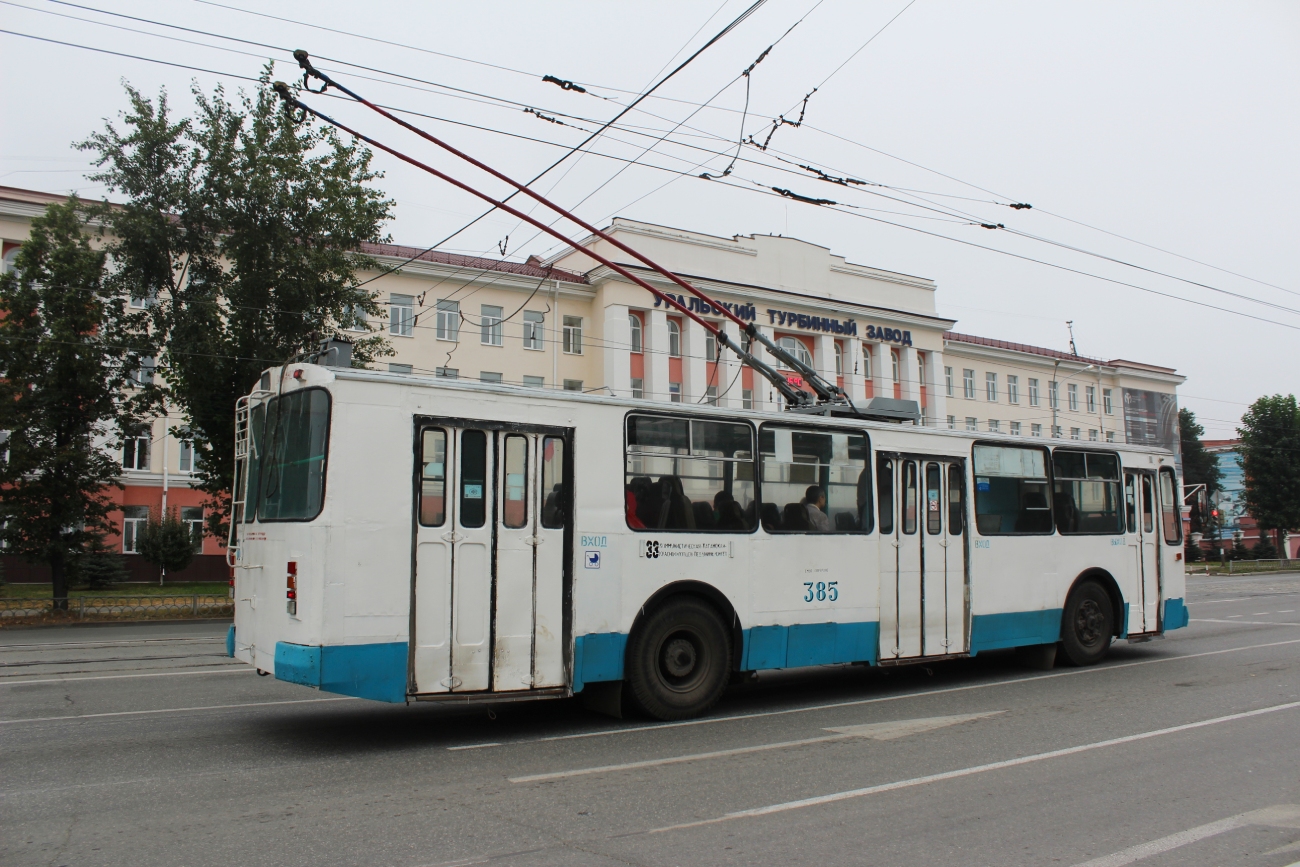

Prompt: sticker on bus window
[
  {"left": 976, "top": 477, "right": 991, "bottom": 492},
  {"left": 464, "top": 484, "right": 483, "bottom": 499}
]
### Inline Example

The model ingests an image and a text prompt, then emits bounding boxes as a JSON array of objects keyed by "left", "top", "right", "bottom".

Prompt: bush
[
  {"left": 80, "top": 552, "right": 130, "bottom": 589},
  {"left": 1231, "top": 536, "right": 1252, "bottom": 561},
  {"left": 136, "top": 507, "right": 195, "bottom": 576},
  {"left": 1253, "top": 534, "right": 1278, "bottom": 561},
  {"left": 1184, "top": 541, "right": 1202, "bottom": 563}
]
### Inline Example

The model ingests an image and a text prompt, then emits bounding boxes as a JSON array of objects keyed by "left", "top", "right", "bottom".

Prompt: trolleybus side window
[
  {"left": 420, "top": 429, "right": 447, "bottom": 526},
  {"left": 460, "top": 430, "right": 488, "bottom": 529},
  {"left": 503, "top": 435, "right": 528, "bottom": 529},
  {"left": 758, "top": 426, "right": 871, "bottom": 533},
  {"left": 1051, "top": 449, "right": 1122, "bottom": 534},
  {"left": 972, "top": 444, "right": 1052, "bottom": 535},
  {"left": 902, "top": 461, "right": 918, "bottom": 534},
  {"left": 877, "top": 457, "right": 894, "bottom": 535},
  {"left": 1158, "top": 467, "right": 1182, "bottom": 544},
  {"left": 947, "top": 463, "right": 964, "bottom": 534},
  {"left": 242, "top": 403, "right": 266, "bottom": 523},
  {"left": 541, "top": 436, "right": 566, "bottom": 529},
  {"left": 624, "top": 414, "right": 756, "bottom": 532},
  {"left": 257, "top": 388, "right": 330, "bottom": 522}
]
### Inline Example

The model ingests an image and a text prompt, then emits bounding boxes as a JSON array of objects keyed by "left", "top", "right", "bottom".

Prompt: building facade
[{"left": 1, "top": 190, "right": 1186, "bottom": 577}]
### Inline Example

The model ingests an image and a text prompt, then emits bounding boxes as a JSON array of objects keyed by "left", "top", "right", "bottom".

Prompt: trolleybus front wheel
[
  {"left": 1059, "top": 581, "right": 1113, "bottom": 666},
  {"left": 626, "top": 596, "right": 731, "bottom": 720}
]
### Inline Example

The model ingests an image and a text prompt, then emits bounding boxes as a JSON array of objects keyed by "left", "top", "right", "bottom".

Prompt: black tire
[
  {"left": 625, "top": 596, "right": 731, "bottom": 720},
  {"left": 1059, "top": 581, "right": 1114, "bottom": 666}
]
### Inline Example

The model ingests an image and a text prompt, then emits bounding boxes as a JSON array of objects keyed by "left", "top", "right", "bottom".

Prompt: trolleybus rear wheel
[
  {"left": 626, "top": 596, "right": 731, "bottom": 720},
  {"left": 1059, "top": 581, "right": 1113, "bottom": 666}
]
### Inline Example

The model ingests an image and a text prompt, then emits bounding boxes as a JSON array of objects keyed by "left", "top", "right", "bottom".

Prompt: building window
[
  {"left": 480, "top": 372, "right": 503, "bottom": 384},
  {"left": 122, "top": 429, "right": 150, "bottom": 470},
  {"left": 1048, "top": 380, "right": 1059, "bottom": 410},
  {"left": 1088, "top": 429, "right": 1098, "bottom": 441},
  {"left": 563, "top": 316, "right": 583, "bottom": 354},
  {"left": 629, "top": 313, "right": 643, "bottom": 353},
  {"left": 563, "top": 379, "right": 583, "bottom": 392},
  {"left": 777, "top": 336, "right": 811, "bottom": 369},
  {"left": 1032, "top": 423, "right": 1042, "bottom": 437},
  {"left": 945, "top": 366, "right": 954, "bottom": 397},
  {"left": 917, "top": 354, "right": 925, "bottom": 389},
  {"left": 1028, "top": 378, "right": 1040, "bottom": 407},
  {"left": 480, "top": 305, "right": 503, "bottom": 346},
  {"left": 706, "top": 330, "right": 718, "bottom": 363},
  {"left": 965, "top": 417, "right": 978, "bottom": 432},
  {"left": 668, "top": 319, "right": 682, "bottom": 357},
  {"left": 1070, "top": 427, "right": 1081, "bottom": 440},
  {"left": 834, "top": 342, "right": 844, "bottom": 376},
  {"left": 947, "top": 415, "right": 956, "bottom": 429},
  {"left": 1068, "top": 383, "right": 1079, "bottom": 412},
  {"left": 963, "top": 369, "right": 975, "bottom": 399},
  {"left": 1085, "top": 385, "right": 1096, "bottom": 414},
  {"left": 705, "top": 386, "right": 718, "bottom": 406},
  {"left": 986, "top": 372, "right": 998, "bottom": 402},
  {"left": 669, "top": 382, "right": 682, "bottom": 402},
  {"left": 341, "top": 303, "right": 367, "bottom": 331},
  {"left": 181, "top": 506, "right": 204, "bottom": 552},
  {"left": 523, "top": 310, "right": 545, "bottom": 350},
  {"left": 177, "top": 437, "right": 195, "bottom": 473},
  {"left": 436, "top": 367, "right": 458, "bottom": 379},
  {"left": 630, "top": 377, "right": 643, "bottom": 399},
  {"left": 130, "top": 356, "right": 156, "bottom": 389},
  {"left": 1106, "top": 430, "right": 1115, "bottom": 443},
  {"left": 988, "top": 419, "right": 1000, "bottom": 433},
  {"left": 129, "top": 291, "right": 156, "bottom": 310},
  {"left": 742, "top": 389, "right": 753, "bottom": 410},
  {"left": 391, "top": 294, "right": 416, "bottom": 337},
  {"left": 434, "top": 298, "right": 458, "bottom": 341},
  {"left": 1010, "top": 421, "right": 1021, "bottom": 436},
  {"left": 1007, "top": 375, "right": 1019, "bottom": 404},
  {"left": 1103, "top": 388, "right": 1113, "bottom": 415},
  {"left": 920, "top": 406, "right": 928, "bottom": 427},
  {"left": 388, "top": 363, "right": 413, "bottom": 374},
  {"left": 1051, "top": 425, "right": 1062, "bottom": 438},
  {"left": 863, "top": 346, "right": 873, "bottom": 380},
  {"left": 891, "top": 351, "right": 900, "bottom": 385},
  {"left": 122, "top": 506, "right": 149, "bottom": 553},
  {"left": 523, "top": 375, "right": 545, "bottom": 388}
]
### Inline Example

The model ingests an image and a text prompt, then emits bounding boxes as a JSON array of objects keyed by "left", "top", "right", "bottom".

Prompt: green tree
[
  {"left": 1179, "top": 407, "right": 1222, "bottom": 535},
  {"left": 72, "top": 535, "right": 131, "bottom": 590},
  {"left": 1252, "top": 533, "right": 1278, "bottom": 561},
  {"left": 80, "top": 75, "right": 393, "bottom": 540},
  {"left": 136, "top": 507, "right": 196, "bottom": 577},
  {"left": 1237, "top": 394, "right": 1300, "bottom": 554},
  {"left": 0, "top": 199, "right": 151, "bottom": 607}
]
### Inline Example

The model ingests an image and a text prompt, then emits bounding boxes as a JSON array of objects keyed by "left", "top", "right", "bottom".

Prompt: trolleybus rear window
[
  {"left": 972, "top": 444, "right": 1052, "bottom": 535},
  {"left": 256, "top": 388, "right": 330, "bottom": 522}
]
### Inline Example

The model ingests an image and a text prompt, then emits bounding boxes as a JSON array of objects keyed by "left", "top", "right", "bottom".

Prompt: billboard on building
[{"left": 1123, "top": 388, "right": 1180, "bottom": 469}]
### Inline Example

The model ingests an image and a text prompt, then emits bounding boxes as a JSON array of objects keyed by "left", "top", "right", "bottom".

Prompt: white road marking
[
  {"left": 1193, "top": 618, "right": 1300, "bottom": 627},
  {"left": 531, "top": 638, "right": 1300, "bottom": 746},
  {"left": 1069, "top": 804, "right": 1300, "bottom": 867},
  {"left": 0, "top": 636, "right": 225, "bottom": 651},
  {"left": 0, "top": 667, "right": 252, "bottom": 686},
  {"left": 1279, "top": 610, "right": 1296, "bottom": 614},
  {"left": 649, "top": 701, "right": 1300, "bottom": 833},
  {"left": 511, "top": 714, "right": 1001, "bottom": 783},
  {"left": 0, "top": 695, "right": 357, "bottom": 725},
  {"left": 1228, "top": 614, "right": 1244, "bottom": 618},
  {"left": 447, "top": 743, "right": 502, "bottom": 751}
]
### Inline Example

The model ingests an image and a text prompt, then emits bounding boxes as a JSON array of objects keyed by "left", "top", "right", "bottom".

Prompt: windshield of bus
[{"left": 256, "top": 387, "right": 331, "bottom": 522}]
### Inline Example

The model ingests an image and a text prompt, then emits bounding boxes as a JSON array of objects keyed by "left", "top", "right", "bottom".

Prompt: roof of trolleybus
[{"left": 250, "top": 363, "right": 1178, "bottom": 461}]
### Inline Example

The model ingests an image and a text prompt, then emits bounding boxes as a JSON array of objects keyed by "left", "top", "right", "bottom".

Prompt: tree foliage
[
  {"left": 80, "top": 74, "right": 393, "bottom": 539},
  {"left": 1178, "top": 408, "right": 1222, "bottom": 535},
  {"left": 0, "top": 199, "right": 152, "bottom": 605},
  {"left": 136, "top": 507, "right": 196, "bottom": 575},
  {"left": 1237, "top": 394, "right": 1300, "bottom": 547}
]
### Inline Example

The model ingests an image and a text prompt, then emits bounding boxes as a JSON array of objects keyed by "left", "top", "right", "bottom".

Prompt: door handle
[
  {"left": 891, "top": 541, "right": 901, "bottom": 549},
  {"left": 525, "top": 536, "right": 543, "bottom": 547},
  {"left": 440, "top": 531, "right": 464, "bottom": 543}
]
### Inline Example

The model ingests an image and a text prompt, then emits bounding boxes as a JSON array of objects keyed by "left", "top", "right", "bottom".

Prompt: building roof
[
  {"left": 943, "top": 331, "right": 1176, "bottom": 374},
  {"left": 359, "top": 242, "right": 589, "bottom": 284},
  {"left": 1204, "top": 439, "right": 1241, "bottom": 450}
]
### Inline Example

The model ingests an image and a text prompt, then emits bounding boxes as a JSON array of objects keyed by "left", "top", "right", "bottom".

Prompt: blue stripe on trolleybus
[
  {"left": 969, "top": 609, "right": 1063, "bottom": 654},
  {"left": 274, "top": 641, "right": 408, "bottom": 703},
  {"left": 1163, "top": 598, "right": 1189, "bottom": 630},
  {"left": 572, "top": 622, "right": 881, "bottom": 693}
]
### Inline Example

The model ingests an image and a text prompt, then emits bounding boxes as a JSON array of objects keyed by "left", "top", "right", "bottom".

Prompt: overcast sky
[{"left": 3, "top": 0, "right": 1297, "bottom": 437}]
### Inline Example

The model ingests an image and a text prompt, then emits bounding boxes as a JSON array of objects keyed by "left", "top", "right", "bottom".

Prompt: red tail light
[{"left": 286, "top": 561, "right": 298, "bottom": 600}]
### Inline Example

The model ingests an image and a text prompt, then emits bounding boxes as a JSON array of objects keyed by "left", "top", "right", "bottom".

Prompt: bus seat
[
  {"left": 759, "top": 502, "right": 780, "bottom": 532},
  {"left": 834, "top": 511, "right": 858, "bottom": 531},
  {"left": 782, "top": 502, "right": 811, "bottom": 531},
  {"left": 692, "top": 501, "right": 716, "bottom": 529}
]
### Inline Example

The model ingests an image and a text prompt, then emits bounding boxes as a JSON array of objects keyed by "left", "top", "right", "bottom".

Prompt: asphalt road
[{"left": 4, "top": 573, "right": 1300, "bottom": 867}]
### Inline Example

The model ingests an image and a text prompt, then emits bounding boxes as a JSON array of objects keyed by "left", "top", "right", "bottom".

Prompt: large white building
[{"left": 368, "top": 217, "right": 1184, "bottom": 447}]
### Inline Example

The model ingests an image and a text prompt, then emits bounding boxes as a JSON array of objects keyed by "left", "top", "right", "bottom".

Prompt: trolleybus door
[
  {"left": 878, "top": 456, "right": 921, "bottom": 659},
  {"left": 413, "top": 426, "right": 494, "bottom": 693},
  {"left": 492, "top": 432, "right": 568, "bottom": 691},
  {"left": 1124, "top": 469, "right": 1161, "bottom": 633},
  {"left": 920, "top": 460, "right": 968, "bottom": 656}
]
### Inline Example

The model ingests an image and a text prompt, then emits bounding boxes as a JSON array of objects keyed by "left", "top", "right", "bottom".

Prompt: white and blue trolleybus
[{"left": 227, "top": 354, "right": 1188, "bottom": 720}]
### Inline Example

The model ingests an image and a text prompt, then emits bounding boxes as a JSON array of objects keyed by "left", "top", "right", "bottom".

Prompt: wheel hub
[
  {"left": 1075, "top": 599, "right": 1105, "bottom": 645},
  {"left": 662, "top": 637, "right": 697, "bottom": 678}
]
